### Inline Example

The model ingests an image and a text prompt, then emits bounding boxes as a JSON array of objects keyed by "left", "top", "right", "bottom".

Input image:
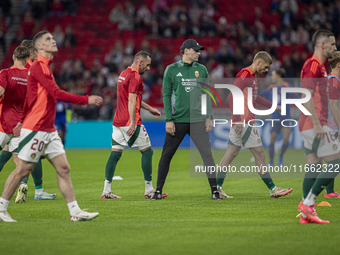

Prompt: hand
[
  {"left": 234, "top": 123, "right": 243, "bottom": 134},
  {"left": 314, "top": 123, "right": 325, "bottom": 139},
  {"left": 127, "top": 122, "right": 136, "bottom": 136},
  {"left": 205, "top": 118, "right": 213, "bottom": 132},
  {"left": 149, "top": 107, "right": 161, "bottom": 119},
  {"left": 166, "top": 121, "right": 175, "bottom": 136},
  {"left": 88, "top": 95, "right": 103, "bottom": 106},
  {"left": 276, "top": 105, "right": 281, "bottom": 113},
  {"left": 13, "top": 122, "right": 22, "bottom": 137}
]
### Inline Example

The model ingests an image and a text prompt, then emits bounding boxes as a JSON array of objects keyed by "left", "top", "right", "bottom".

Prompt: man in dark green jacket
[{"left": 151, "top": 39, "right": 221, "bottom": 200}]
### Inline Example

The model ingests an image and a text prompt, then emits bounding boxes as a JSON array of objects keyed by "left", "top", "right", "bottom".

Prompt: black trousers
[{"left": 156, "top": 122, "right": 217, "bottom": 192}]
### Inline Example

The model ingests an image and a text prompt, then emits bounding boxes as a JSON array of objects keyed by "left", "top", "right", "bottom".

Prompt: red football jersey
[
  {"left": 229, "top": 67, "right": 271, "bottom": 124},
  {"left": 22, "top": 54, "right": 88, "bottom": 132},
  {"left": 113, "top": 66, "right": 143, "bottom": 127},
  {"left": 0, "top": 66, "right": 28, "bottom": 134},
  {"left": 299, "top": 55, "right": 328, "bottom": 131}
]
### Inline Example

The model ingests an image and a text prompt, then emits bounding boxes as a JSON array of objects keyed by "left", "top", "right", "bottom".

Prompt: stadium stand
[{"left": 0, "top": 0, "right": 339, "bottom": 120}]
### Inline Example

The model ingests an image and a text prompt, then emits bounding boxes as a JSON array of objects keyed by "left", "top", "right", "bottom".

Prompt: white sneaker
[
  {"left": 70, "top": 209, "right": 99, "bottom": 222},
  {"left": 34, "top": 189, "right": 56, "bottom": 200},
  {"left": 0, "top": 211, "right": 17, "bottom": 222}
]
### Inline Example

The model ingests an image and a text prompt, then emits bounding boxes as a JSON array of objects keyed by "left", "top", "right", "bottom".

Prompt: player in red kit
[
  {"left": 0, "top": 46, "right": 29, "bottom": 155},
  {"left": 102, "top": 51, "right": 167, "bottom": 199},
  {"left": 0, "top": 31, "right": 103, "bottom": 222},
  {"left": 297, "top": 30, "right": 339, "bottom": 224},
  {"left": 216, "top": 51, "right": 292, "bottom": 199},
  {"left": 16, "top": 40, "right": 56, "bottom": 203}
]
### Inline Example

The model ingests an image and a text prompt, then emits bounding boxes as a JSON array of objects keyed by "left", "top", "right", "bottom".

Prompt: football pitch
[{"left": 1, "top": 148, "right": 340, "bottom": 255}]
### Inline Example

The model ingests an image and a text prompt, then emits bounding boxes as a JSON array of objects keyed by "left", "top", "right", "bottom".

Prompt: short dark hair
[
  {"left": 329, "top": 51, "right": 340, "bottom": 69},
  {"left": 134, "top": 51, "right": 151, "bottom": 61},
  {"left": 275, "top": 68, "right": 286, "bottom": 78},
  {"left": 253, "top": 51, "right": 272, "bottom": 65},
  {"left": 312, "top": 29, "right": 334, "bottom": 48},
  {"left": 32, "top": 30, "right": 50, "bottom": 48},
  {"left": 20, "top": 40, "right": 36, "bottom": 53},
  {"left": 13, "top": 46, "right": 30, "bottom": 60}
]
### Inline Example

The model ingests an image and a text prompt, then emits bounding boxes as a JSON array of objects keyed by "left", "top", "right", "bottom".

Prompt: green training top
[{"left": 162, "top": 60, "right": 212, "bottom": 123}]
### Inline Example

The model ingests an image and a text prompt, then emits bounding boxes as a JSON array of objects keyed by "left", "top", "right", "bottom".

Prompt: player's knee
[
  {"left": 58, "top": 163, "right": 71, "bottom": 175},
  {"left": 254, "top": 150, "right": 265, "bottom": 161}
]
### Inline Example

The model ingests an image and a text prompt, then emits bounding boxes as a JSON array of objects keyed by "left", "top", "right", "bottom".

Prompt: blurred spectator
[
  {"left": 279, "top": 0, "right": 298, "bottom": 14},
  {"left": 64, "top": 26, "right": 77, "bottom": 47},
  {"left": 99, "top": 95, "right": 114, "bottom": 120},
  {"left": 0, "top": 0, "right": 13, "bottom": 28},
  {"left": 49, "top": 0, "right": 64, "bottom": 16},
  {"left": 104, "top": 41, "right": 124, "bottom": 72},
  {"left": 150, "top": 46, "right": 163, "bottom": 68},
  {"left": 296, "top": 25, "right": 309, "bottom": 45},
  {"left": 17, "top": 10, "right": 37, "bottom": 40},
  {"left": 280, "top": 4, "right": 296, "bottom": 28},
  {"left": 268, "top": 25, "right": 281, "bottom": 44},
  {"left": 109, "top": 3, "right": 125, "bottom": 23},
  {"left": 280, "top": 26, "right": 297, "bottom": 45},
  {"left": 124, "top": 39, "right": 135, "bottom": 55},
  {"left": 53, "top": 25, "right": 65, "bottom": 47},
  {"left": 29, "top": 0, "right": 47, "bottom": 22},
  {"left": 270, "top": 0, "right": 280, "bottom": 13},
  {"left": 0, "top": 15, "right": 7, "bottom": 54},
  {"left": 136, "top": 4, "right": 151, "bottom": 28}
]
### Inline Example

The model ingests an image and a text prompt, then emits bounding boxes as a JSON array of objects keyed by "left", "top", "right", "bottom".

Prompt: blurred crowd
[{"left": 1, "top": 0, "right": 340, "bottom": 120}]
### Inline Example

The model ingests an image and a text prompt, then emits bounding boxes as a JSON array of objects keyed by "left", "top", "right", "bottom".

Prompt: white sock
[
  {"left": 303, "top": 191, "right": 317, "bottom": 206},
  {"left": 103, "top": 180, "right": 111, "bottom": 193},
  {"left": 35, "top": 188, "right": 43, "bottom": 195},
  {"left": 67, "top": 200, "right": 81, "bottom": 215},
  {"left": 0, "top": 197, "right": 10, "bottom": 211},
  {"left": 145, "top": 180, "right": 153, "bottom": 193}
]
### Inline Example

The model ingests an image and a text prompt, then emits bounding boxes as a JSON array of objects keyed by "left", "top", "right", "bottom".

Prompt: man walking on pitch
[
  {"left": 151, "top": 39, "right": 222, "bottom": 200},
  {"left": 298, "top": 29, "right": 339, "bottom": 224},
  {"left": 216, "top": 52, "right": 292, "bottom": 199},
  {"left": 0, "top": 42, "right": 55, "bottom": 204},
  {"left": 101, "top": 51, "right": 168, "bottom": 199},
  {"left": 259, "top": 68, "right": 299, "bottom": 167},
  {"left": 324, "top": 51, "right": 340, "bottom": 198},
  {"left": 0, "top": 31, "right": 103, "bottom": 222},
  {"left": 17, "top": 40, "right": 56, "bottom": 203}
]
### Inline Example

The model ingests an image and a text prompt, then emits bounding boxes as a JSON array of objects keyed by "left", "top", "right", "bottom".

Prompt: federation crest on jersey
[
  {"left": 195, "top": 71, "right": 199, "bottom": 77},
  {"left": 333, "top": 144, "right": 338, "bottom": 151},
  {"left": 31, "top": 153, "right": 36, "bottom": 159}
]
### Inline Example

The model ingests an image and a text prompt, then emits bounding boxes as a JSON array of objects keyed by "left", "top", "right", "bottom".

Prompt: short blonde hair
[
  {"left": 329, "top": 51, "right": 340, "bottom": 69},
  {"left": 253, "top": 51, "right": 272, "bottom": 65}
]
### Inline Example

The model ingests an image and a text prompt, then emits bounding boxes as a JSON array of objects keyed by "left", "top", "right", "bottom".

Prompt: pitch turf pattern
[{"left": 1, "top": 149, "right": 340, "bottom": 255}]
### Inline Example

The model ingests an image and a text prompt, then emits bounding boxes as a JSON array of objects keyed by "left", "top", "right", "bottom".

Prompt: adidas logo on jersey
[{"left": 176, "top": 72, "right": 183, "bottom": 77}]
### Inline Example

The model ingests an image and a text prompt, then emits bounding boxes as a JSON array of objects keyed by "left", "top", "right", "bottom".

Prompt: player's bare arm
[
  {"left": 127, "top": 93, "right": 137, "bottom": 136},
  {"left": 330, "top": 99, "right": 340, "bottom": 136},
  {"left": 302, "top": 88, "right": 325, "bottom": 139},
  {"left": 141, "top": 101, "right": 161, "bottom": 118}
]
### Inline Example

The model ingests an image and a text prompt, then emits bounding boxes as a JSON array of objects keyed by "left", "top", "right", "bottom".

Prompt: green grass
[{"left": 1, "top": 149, "right": 340, "bottom": 255}]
